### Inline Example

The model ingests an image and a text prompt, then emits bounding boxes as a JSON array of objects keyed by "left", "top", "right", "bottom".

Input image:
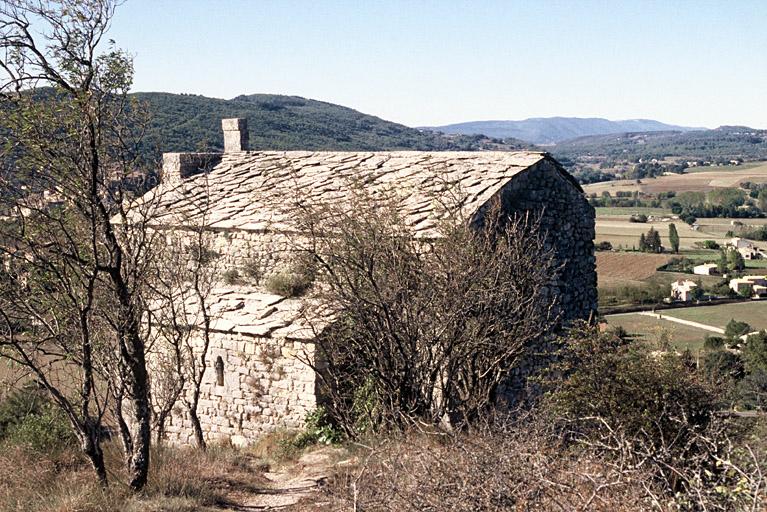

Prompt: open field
[
  {"left": 605, "top": 312, "right": 711, "bottom": 351},
  {"left": 596, "top": 213, "right": 767, "bottom": 251},
  {"left": 595, "top": 219, "right": 715, "bottom": 250},
  {"left": 596, "top": 252, "right": 672, "bottom": 287},
  {"left": 666, "top": 301, "right": 767, "bottom": 331},
  {"left": 584, "top": 161, "right": 767, "bottom": 196},
  {"left": 594, "top": 206, "right": 672, "bottom": 216}
]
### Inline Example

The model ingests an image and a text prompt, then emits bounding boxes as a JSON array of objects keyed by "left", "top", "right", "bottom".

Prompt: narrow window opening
[{"left": 215, "top": 356, "right": 224, "bottom": 386}]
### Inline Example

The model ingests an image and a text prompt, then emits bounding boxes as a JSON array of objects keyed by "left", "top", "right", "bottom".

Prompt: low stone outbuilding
[{"left": 140, "top": 119, "right": 597, "bottom": 445}]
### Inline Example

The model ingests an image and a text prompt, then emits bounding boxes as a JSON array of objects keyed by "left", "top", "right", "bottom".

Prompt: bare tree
[
  {"left": 0, "top": 0, "right": 157, "bottom": 489},
  {"left": 148, "top": 183, "right": 218, "bottom": 449},
  {"left": 291, "top": 184, "right": 560, "bottom": 434}
]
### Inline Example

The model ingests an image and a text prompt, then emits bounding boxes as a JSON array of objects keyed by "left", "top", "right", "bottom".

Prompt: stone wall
[
  {"left": 206, "top": 230, "right": 301, "bottom": 282},
  {"left": 494, "top": 158, "right": 597, "bottom": 403},
  {"left": 497, "top": 158, "right": 597, "bottom": 322},
  {"left": 161, "top": 331, "right": 317, "bottom": 446}
]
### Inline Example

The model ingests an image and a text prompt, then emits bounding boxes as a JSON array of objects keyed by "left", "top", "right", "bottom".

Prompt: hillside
[
  {"left": 135, "top": 93, "right": 531, "bottom": 159},
  {"left": 552, "top": 126, "right": 767, "bottom": 163},
  {"left": 422, "top": 117, "right": 697, "bottom": 145}
]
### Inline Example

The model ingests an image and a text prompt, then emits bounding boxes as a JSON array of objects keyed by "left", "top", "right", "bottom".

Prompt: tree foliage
[
  {"left": 668, "top": 223, "right": 679, "bottom": 253},
  {"left": 0, "top": 0, "right": 156, "bottom": 489}
]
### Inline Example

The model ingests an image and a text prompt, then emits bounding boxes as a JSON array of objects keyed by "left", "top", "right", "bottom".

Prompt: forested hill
[
  {"left": 552, "top": 126, "right": 767, "bottom": 163},
  {"left": 135, "top": 93, "right": 531, "bottom": 159}
]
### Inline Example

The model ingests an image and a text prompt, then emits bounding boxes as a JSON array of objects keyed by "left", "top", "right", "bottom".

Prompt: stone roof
[
  {"left": 173, "top": 286, "right": 331, "bottom": 341},
  {"left": 140, "top": 151, "right": 561, "bottom": 237}
]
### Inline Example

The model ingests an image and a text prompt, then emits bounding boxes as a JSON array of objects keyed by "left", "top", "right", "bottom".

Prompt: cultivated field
[
  {"left": 595, "top": 217, "right": 718, "bottom": 250},
  {"left": 584, "top": 161, "right": 767, "bottom": 196},
  {"left": 596, "top": 252, "right": 672, "bottom": 287}
]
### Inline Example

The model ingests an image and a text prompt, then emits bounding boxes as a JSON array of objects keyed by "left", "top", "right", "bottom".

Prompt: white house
[
  {"left": 693, "top": 263, "right": 719, "bottom": 276},
  {"left": 671, "top": 279, "right": 698, "bottom": 302},
  {"left": 730, "top": 275, "right": 767, "bottom": 297},
  {"left": 738, "top": 246, "right": 761, "bottom": 260}
]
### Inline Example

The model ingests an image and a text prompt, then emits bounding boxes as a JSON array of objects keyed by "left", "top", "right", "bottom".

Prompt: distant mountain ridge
[{"left": 423, "top": 117, "right": 701, "bottom": 145}]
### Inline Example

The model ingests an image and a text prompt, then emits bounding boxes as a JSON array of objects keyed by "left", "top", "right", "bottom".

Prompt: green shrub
[
  {"left": 222, "top": 268, "right": 241, "bottom": 285},
  {"left": 289, "top": 407, "right": 342, "bottom": 449},
  {"left": 725, "top": 318, "right": 752, "bottom": 340},
  {"left": 265, "top": 272, "right": 312, "bottom": 297},
  {"left": 265, "top": 253, "right": 317, "bottom": 297},
  {"left": 241, "top": 258, "right": 263, "bottom": 284},
  {"left": 703, "top": 335, "right": 725, "bottom": 350},
  {"left": 5, "top": 407, "right": 75, "bottom": 452},
  {"left": 544, "top": 326, "right": 732, "bottom": 499},
  {"left": 0, "top": 383, "right": 75, "bottom": 452}
]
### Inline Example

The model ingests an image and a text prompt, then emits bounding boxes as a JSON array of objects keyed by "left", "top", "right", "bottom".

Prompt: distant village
[{"left": 671, "top": 237, "right": 767, "bottom": 302}]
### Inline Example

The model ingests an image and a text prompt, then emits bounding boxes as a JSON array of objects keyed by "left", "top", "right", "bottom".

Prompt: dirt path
[
  {"left": 224, "top": 447, "right": 344, "bottom": 511},
  {"left": 637, "top": 311, "right": 725, "bottom": 334},
  {"left": 637, "top": 311, "right": 761, "bottom": 340}
]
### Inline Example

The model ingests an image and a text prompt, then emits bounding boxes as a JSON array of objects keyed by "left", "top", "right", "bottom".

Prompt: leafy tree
[
  {"left": 707, "top": 188, "right": 745, "bottom": 209},
  {"left": 0, "top": 0, "right": 155, "bottom": 490},
  {"left": 725, "top": 319, "right": 752, "bottom": 340},
  {"left": 638, "top": 233, "right": 647, "bottom": 252},
  {"left": 668, "top": 223, "right": 680, "bottom": 253},
  {"left": 758, "top": 189, "right": 767, "bottom": 212},
  {"left": 718, "top": 249, "right": 729, "bottom": 274},
  {"left": 641, "top": 227, "right": 662, "bottom": 253},
  {"left": 691, "top": 277, "right": 704, "bottom": 300},
  {"left": 727, "top": 249, "right": 746, "bottom": 272},
  {"left": 742, "top": 331, "right": 767, "bottom": 374}
]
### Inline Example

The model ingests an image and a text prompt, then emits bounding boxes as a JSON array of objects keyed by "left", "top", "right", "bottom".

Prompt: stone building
[{"left": 142, "top": 119, "right": 597, "bottom": 445}]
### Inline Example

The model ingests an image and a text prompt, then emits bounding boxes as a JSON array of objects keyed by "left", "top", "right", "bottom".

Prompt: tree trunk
[
  {"left": 126, "top": 340, "right": 152, "bottom": 491},
  {"left": 81, "top": 422, "right": 108, "bottom": 487},
  {"left": 187, "top": 389, "right": 207, "bottom": 450}
]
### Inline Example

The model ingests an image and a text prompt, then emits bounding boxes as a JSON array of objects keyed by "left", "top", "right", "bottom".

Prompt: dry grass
[
  {"left": 605, "top": 313, "right": 711, "bottom": 351},
  {"left": 309, "top": 427, "right": 652, "bottom": 511},
  {"left": 0, "top": 440, "right": 267, "bottom": 512}
]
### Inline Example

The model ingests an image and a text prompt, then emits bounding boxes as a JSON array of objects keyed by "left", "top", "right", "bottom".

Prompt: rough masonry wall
[
  {"left": 495, "top": 160, "right": 596, "bottom": 404},
  {"left": 206, "top": 230, "right": 302, "bottom": 282},
  {"left": 162, "top": 331, "right": 317, "bottom": 446},
  {"left": 498, "top": 159, "right": 597, "bottom": 323}
]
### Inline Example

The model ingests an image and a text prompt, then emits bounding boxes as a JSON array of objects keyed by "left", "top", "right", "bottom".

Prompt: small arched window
[{"left": 215, "top": 356, "right": 224, "bottom": 386}]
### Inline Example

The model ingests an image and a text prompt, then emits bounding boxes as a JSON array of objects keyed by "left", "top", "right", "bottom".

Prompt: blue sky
[{"left": 110, "top": 0, "right": 767, "bottom": 128}]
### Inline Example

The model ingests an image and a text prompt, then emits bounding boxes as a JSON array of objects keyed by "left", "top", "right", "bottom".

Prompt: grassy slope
[
  {"left": 666, "top": 302, "right": 767, "bottom": 331},
  {"left": 605, "top": 313, "right": 711, "bottom": 351}
]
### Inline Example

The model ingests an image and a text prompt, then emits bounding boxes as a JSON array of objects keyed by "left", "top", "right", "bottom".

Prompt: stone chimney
[
  {"left": 160, "top": 152, "right": 222, "bottom": 185},
  {"left": 222, "top": 118, "right": 248, "bottom": 152}
]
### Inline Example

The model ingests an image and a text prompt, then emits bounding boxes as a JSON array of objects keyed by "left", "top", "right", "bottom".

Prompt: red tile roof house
[{"left": 133, "top": 119, "right": 597, "bottom": 446}]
